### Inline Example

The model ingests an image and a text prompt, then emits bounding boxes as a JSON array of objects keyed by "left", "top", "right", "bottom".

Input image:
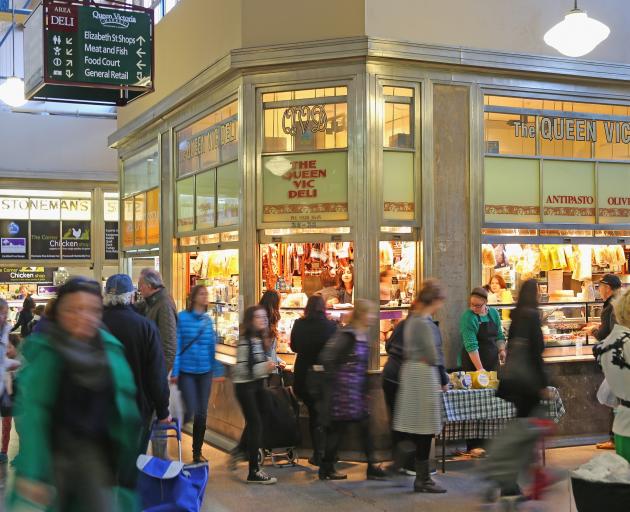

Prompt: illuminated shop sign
[
  {"left": 0, "top": 198, "right": 91, "bottom": 219},
  {"left": 513, "top": 117, "right": 630, "bottom": 143},
  {"left": 262, "top": 152, "right": 348, "bottom": 223}
]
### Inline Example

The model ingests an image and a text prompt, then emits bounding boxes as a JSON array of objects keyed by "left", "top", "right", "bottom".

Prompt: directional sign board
[{"left": 24, "top": 0, "right": 153, "bottom": 106}]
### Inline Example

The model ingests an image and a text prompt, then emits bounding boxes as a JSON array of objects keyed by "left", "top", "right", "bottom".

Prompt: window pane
[
  {"left": 177, "top": 177, "right": 195, "bottom": 232},
  {"left": 177, "top": 100, "right": 238, "bottom": 177},
  {"left": 383, "top": 86, "right": 413, "bottom": 97},
  {"left": 383, "top": 152, "right": 414, "bottom": 220},
  {"left": 30, "top": 199, "right": 60, "bottom": 220},
  {"left": 146, "top": 188, "right": 160, "bottom": 245},
  {"left": 484, "top": 112, "right": 536, "bottom": 156},
  {"left": 263, "top": 102, "right": 347, "bottom": 153},
  {"left": 384, "top": 102, "right": 412, "bottom": 148},
  {"left": 542, "top": 160, "right": 595, "bottom": 224},
  {"left": 134, "top": 193, "right": 147, "bottom": 246},
  {"left": 122, "top": 198, "right": 134, "bottom": 248},
  {"left": 196, "top": 169, "right": 216, "bottom": 230},
  {"left": 540, "top": 118, "right": 592, "bottom": 159},
  {"left": 217, "top": 162, "right": 239, "bottom": 226},
  {"left": 104, "top": 196, "right": 119, "bottom": 222},
  {"left": 484, "top": 157, "right": 541, "bottom": 223},
  {"left": 597, "top": 163, "right": 630, "bottom": 223},
  {"left": 61, "top": 198, "right": 92, "bottom": 220},
  {"left": 263, "top": 87, "right": 346, "bottom": 103},
  {"left": 595, "top": 120, "right": 630, "bottom": 160},
  {"left": 123, "top": 145, "right": 159, "bottom": 195}
]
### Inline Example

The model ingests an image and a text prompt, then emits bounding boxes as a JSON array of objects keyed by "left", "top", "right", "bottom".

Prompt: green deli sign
[
  {"left": 24, "top": 1, "right": 153, "bottom": 105},
  {"left": 262, "top": 152, "right": 348, "bottom": 223}
]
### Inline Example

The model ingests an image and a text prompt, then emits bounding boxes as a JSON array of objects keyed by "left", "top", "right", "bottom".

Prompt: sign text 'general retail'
[{"left": 24, "top": 1, "right": 153, "bottom": 105}]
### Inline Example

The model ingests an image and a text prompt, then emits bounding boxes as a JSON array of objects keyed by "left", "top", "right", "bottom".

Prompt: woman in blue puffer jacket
[{"left": 172, "top": 285, "right": 224, "bottom": 463}]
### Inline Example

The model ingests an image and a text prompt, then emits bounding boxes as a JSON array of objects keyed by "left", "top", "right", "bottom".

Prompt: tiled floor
[
  {"left": 182, "top": 436, "right": 596, "bottom": 511},
  {"left": 0, "top": 424, "right": 603, "bottom": 511}
]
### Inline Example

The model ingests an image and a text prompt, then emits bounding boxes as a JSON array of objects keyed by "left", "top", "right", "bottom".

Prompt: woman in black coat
[
  {"left": 11, "top": 295, "right": 35, "bottom": 338},
  {"left": 290, "top": 295, "right": 337, "bottom": 466},
  {"left": 497, "top": 279, "right": 547, "bottom": 417},
  {"left": 487, "top": 279, "right": 549, "bottom": 501}
]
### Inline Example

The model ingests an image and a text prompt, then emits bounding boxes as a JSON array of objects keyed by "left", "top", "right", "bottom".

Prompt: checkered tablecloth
[{"left": 438, "top": 387, "right": 565, "bottom": 441}]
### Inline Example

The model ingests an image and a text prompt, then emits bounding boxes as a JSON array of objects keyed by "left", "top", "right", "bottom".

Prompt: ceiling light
[
  {"left": 0, "top": 2, "right": 27, "bottom": 108},
  {"left": 0, "top": 76, "right": 26, "bottom": 107},
  {"left": 544, "top": 1, "right": 610, "bottom": 57}
]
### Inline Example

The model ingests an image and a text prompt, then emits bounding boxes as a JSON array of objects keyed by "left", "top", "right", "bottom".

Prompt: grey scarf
[{"left": 46, "top": 323, "right": 111, "bottom": 392}]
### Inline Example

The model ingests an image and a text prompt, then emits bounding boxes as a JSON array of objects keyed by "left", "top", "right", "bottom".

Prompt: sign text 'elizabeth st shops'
[
  {"left": 24, "top": 1, "right": 153, "bottom": 104},
  {"left": 46, "top": 4, "right": 151, "bottom": 86}
]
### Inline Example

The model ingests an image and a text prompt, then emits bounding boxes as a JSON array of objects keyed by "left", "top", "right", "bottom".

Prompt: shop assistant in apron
[{"left": 459, "top": 287, "right": 506, "bottom": 372}]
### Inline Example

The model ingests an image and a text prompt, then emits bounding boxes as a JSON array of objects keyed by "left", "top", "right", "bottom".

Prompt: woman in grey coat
[{"left": 393, "top": 279, "right": 448, "bottom": 493}]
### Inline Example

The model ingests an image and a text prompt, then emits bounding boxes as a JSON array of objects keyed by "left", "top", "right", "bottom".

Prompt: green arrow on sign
[
  {"left": 65, "top": 70, "right": 74, "bottom": 78},
  {"left": 136, "top": 48, "right": 146, "bottom": 58},
  {"left": 136, "top": 61, "right": 146, "bottom": 70},
  {"left": 66, "top": 59, "right": 73, "bottom": 67},
  {"left": 136, "top": 35, "right": 146, "bottom": 45}
]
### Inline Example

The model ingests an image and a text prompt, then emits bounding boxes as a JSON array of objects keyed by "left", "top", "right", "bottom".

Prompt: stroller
[
  {"left": 137, "top": 419, "right": 209, "bottom": 512},
  {"left": 258, "top": 370, "right": 302, "bottom": 467}
]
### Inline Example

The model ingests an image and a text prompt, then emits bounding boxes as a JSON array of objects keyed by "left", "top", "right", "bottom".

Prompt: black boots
[
  {"left": 318, "top": 461, "right": 347, "bottom": 480},
  {"left": 413, "top": 460, "right": 446, "bottom": 493},
  {"left": 192, "top": 418, "right": 207, "bottom": 463}
]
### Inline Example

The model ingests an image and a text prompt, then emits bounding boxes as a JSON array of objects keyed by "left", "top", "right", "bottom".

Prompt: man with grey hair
[
  {"left": 138, "top": 268, "right": 178, "bottom": 372},
  {"left": 102, "top": 274, "right": 170, "bottom": 453}
]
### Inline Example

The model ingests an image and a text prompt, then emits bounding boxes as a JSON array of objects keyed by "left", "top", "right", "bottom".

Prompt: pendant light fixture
[
  {"left": 0, "top": 0, "right": 26, "bottom": 107},
  {"left": 544, "top": 1, "right": 610, "bottom": 58}
]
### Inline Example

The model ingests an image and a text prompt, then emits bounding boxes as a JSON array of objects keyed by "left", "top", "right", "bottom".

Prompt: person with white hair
[
  {"left": 138, "top": 268, "right": 178, "bottom": 372},
  {"left": 102, "top": 274, "right": 170, "bottom": 453}
]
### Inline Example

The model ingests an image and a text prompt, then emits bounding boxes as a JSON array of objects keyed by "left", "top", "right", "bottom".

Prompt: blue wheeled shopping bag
[{"left": 137, "top": 420, "right": 209, "bottom": 512}]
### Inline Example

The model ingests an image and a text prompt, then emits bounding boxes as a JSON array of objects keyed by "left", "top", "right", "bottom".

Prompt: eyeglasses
[{"left": 470, "top": 301, "right": 486, "bottom": 309}]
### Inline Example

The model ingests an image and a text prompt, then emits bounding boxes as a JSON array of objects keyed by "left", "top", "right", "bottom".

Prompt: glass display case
[
  {"left": 190, "top": 249, "right": 239, "bottom": 347},
  {"left": 491, "top": 301, "right": 604, "bottom": 358},
  {"left": 276, "top": 306, "right": 411, "bottom": 357},
  {"left": 207, "top": 271, "right": 239, "bottom": 347}
]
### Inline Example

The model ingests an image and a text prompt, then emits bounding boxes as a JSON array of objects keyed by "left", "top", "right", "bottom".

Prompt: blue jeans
[{"left": 178, "top": 372, "right": 213, "bottom": 457}]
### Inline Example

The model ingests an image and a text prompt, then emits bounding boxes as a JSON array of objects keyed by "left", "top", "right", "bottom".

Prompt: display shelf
[{"left": 491, "top": 300, "right": 604, "bottom": 349}]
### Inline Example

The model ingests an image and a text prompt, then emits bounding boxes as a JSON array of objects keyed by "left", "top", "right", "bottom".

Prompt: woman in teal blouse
[{"left": 459, "top": 287, "right": 506, "bottom": 372}]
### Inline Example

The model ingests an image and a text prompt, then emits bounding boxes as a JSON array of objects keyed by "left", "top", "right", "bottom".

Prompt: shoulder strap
[{"left": 178, "top": 317, "right": 209, "bottom": 357}]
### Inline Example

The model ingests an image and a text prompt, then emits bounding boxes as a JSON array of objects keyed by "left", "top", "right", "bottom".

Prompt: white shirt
[{"left": 599, "top": 324, "right": 630, "bottom": 437}]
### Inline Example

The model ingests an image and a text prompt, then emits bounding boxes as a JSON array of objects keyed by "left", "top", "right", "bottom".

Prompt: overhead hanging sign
[{"left": 24, "top": 0, "right": 153, "bottom": 106}]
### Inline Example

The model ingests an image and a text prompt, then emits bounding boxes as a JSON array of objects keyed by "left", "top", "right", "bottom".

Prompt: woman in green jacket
[{"left": 9, "top": 277, "right": 141, "bottom": 512}]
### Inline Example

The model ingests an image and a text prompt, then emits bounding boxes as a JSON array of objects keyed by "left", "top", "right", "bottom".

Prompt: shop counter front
[{"left": 206, "top": 351, "right": 393, "bottom": 460}]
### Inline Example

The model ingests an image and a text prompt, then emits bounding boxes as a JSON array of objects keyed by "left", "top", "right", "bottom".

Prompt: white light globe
[
  {"left": 265, "top": 156, "right": 292, "bottom": 177},
  {"left": 0, "top": 76, "right": 27, "bottom": 108},
  {"left": 544, "top": 10, "right": 610, "bottom": 58}
]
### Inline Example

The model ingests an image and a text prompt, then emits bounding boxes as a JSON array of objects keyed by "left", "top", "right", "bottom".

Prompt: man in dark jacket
[
  {"left": 586, "top": 273, "right": 622, "bottom": 450},
  {"left": 103, "top": 274, "right": 170, "bottom": 453},
  {"left": 137, "top": 269, "right": 178, "bottom": 372}
]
